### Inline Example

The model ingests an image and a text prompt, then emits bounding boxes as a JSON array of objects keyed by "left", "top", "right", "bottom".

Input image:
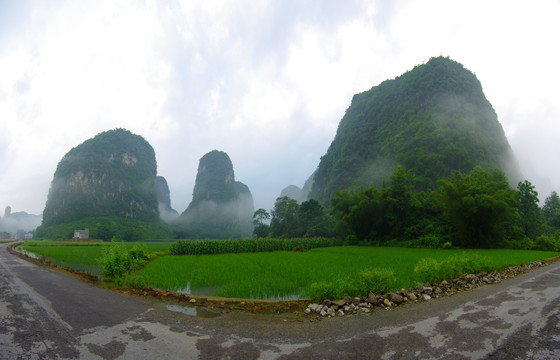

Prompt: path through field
[{"left": 1, "top": 242, "right": 559, "bottom": 359}]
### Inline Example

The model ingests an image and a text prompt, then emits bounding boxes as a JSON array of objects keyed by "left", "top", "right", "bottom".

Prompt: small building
[{"left": 73, "top": 228, "right": 89, "bottom": 240}]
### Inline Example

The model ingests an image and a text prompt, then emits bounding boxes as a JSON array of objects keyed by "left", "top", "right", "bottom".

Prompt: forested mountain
[
  {"left": 41, "top": 128, "right": 160, "bottom": 227},
  {"left": 179, "top": 150, "right": 254, "bottom": 238},
  {"left": 309, "top": 56, "right": 521, "bottom": 204}
]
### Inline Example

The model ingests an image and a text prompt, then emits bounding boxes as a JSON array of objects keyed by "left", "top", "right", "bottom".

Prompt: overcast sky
[{"left": 1, "top": 0, "right": 559, "bottom": 216}]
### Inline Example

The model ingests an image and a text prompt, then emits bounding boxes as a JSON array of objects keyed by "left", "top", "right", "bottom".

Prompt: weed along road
[{"left": 1, "top": 242, "right": 559, "bottom": 359}]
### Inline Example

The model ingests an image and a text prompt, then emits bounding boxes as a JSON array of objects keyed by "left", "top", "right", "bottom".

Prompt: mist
[{"left": 0, "top": 206, "right": 42, "bottom": 237}]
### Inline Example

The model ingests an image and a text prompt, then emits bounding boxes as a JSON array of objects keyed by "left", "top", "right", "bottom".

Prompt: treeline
[{"left": 256, "top": 166, "right": 560, "bottom": 250}]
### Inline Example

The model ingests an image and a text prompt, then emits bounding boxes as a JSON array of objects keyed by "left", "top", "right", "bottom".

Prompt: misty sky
[{"left": 1, "top": 0, "right": 559, "bottom": 216}]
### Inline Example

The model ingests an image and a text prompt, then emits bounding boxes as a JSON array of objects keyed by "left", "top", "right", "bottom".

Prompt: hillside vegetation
[{"left": 310, "top": 56, "right": 520, "bottom": 204}]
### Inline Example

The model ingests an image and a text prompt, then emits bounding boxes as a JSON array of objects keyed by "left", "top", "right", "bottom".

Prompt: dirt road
[{"left": 1, "top": 242, "right": 559, "bottom": 359}]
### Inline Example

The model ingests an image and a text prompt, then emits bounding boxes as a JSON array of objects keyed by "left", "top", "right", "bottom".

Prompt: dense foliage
[
  {"left": 42, "top": 129, "right": 159, "bottom": 227},
  {"left": 328, "top": 165, "right": 560, "bottom": 250},
  {"left": 169, "top": 237, "right": 341, "bottom": 255},
  {"left": 310, "top": 56, "right": 520, "bottom": 205},
  {"left": 252, "top": 197, "right": 335, "bottom": 238}
]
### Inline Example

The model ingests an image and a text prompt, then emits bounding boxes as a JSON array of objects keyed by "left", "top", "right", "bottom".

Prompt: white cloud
[{"left": 0, "top": 0, "right": 559, "bottom": 217}]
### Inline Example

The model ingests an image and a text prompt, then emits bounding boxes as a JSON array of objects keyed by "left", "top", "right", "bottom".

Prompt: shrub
[
  {"left": 100, "top": 241, "right": 150, "bottom": 278},
  {"left": 414, "top": 254, "right": 493, "bottom": 283},
  {"left": 533, "top": 234, "right": 560, "bottom": 252},
  {"left": 307, "top": 281, "right": 338, "bottom": 302},
  {"left": 358, "top": 268, "right": 396, "bottom": 294},
  {"left": 414, "top": 257, "right": 440, "bottom": 282}
]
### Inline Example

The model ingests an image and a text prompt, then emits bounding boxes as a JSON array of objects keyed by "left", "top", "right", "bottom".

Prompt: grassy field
[
  {"left": 137, "top": 246, "right": 559, "bottom": 300},
  {"left": 19, "top": 241, "right": 173, "bottom": 274},
  {"left": 18, "top": 241, "right": 558, "bottom": 300}
]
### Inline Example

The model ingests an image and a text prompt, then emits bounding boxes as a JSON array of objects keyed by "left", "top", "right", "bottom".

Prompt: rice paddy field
[
  {"left": 19, "top": 241, "right": 558, "bottom": 300},
  {"left": 137, "top": 246, "right": 558, "bottom": 299},
  {"left": 18, "top": 241, "right": 173, "bottom": 274}
]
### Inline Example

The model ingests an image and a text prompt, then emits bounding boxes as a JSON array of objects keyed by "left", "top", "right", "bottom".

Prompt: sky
[{"left": 1, "top": 0, "right": 559, "bottom": 217}]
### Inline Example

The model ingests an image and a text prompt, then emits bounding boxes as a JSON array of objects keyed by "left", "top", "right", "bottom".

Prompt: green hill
[
  {"left": 41, "top": 128, "right": 160, "bottom": 227},
  {"left": 179, "top": 150, "right": 254, "bottom": 238},
  {"left": 310, "top": 56, "right": 520, "bottom": 204}
]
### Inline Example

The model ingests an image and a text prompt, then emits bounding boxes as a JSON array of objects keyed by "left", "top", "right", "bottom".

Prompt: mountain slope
[
  {"left": 41, "top": 128, "right": 159, "bottom": 226},
  {"left": 180, "top": 150, "right": 254, "bottom": 238},
  {"left": 310, "top": 56, "right": 520, "bottom": 204}
]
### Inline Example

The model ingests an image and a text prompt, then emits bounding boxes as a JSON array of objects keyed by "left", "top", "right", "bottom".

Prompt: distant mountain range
[{"left": 35, "top": 56, "right": 522, "bottom": 239}]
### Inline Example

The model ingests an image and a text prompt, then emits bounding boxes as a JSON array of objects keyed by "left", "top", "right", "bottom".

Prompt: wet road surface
[{"left": 1, "top": 242, "right": 559, "bottom": 359}]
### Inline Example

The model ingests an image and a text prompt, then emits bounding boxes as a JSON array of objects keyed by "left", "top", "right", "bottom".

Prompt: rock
[
  {"left": 307, "top": 304, "right": 319, "bottom": 313},
  {"left": 320, "top": 309, "right": 327, "bottom": 317},
  {"left": 422, "top": 294, "right": 431, "bottom": 301},
  {"left": 337, "top": 309, "right": 345, "bottom": 317},
  {"left": 361, "top": 308, "right": 371, "bottom": 313},
  {"left": 332, "top": 299, "right": 346, "bottom": 307},
  {"left": 327, "top": 307, "right": 336, "bottom": 317},
  {"left": 190, "top": 298, "right": 197, "bottom": 303},
  {"left": 352, "top": 297, "right": 361, "bottom": 305},
  {"left": 387, "top": 292, "right": 404, "bottom": 304},
  {"left": 383, "top": 298, "right": 392, "bottom": 307},
  {"left": 344, "top": 306, "right": 351, "bottom": 312},
  {"left": 422, "top": 287, "right": 433, "bottom": 294},
  {"left": 323, "top": 299, "right": 332, "bottom": 307},
  {"left": 407, "top": 293, "right": 418, "bottom": 301},
  {"left": 344, "top": 296, "right": 352, "bottom": 305},
  {"left": 440, "top": 280, "right": 448, "bottom": 286},
  {"left": 305, "top": 308, "right": 312, "bottom": 315},
  {"left": 367, "top": 291, "right": 377, "bottom": 304}
]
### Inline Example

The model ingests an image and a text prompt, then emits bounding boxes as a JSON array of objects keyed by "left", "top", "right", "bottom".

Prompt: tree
[
  {"left": 516, "top": 180, "right": 544, "bottom": 238},
  {"left": 252, "top": 208, "right": 270, "bottom": 238},
  {"left": 543, "top": 191, "right": 560, "bottom": 230},
  {"left": 383, "top": 165, "right": 417, "bottom": 240},
  {"left": 438, "top": 166, "right": 517, "bottom": 248},
  {"left": 298, "top": 199, "right": 334, "bottom": 237},
  {"left": 270, "top": 197, "right": 300, "bottom": 238}
]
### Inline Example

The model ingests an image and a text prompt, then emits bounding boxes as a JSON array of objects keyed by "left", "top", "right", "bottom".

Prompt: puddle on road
[{"left": 166, "top": 304, "right": 221, "bottom": 318}]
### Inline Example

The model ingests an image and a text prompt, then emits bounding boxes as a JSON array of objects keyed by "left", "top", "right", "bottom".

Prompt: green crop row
[{"left": 169, "top": 237, "right": 342, "bottom": 255}]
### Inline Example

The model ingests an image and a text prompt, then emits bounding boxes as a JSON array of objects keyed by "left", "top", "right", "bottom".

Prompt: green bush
[
  {"left": 100, "top": 240, "right": 150, "bottom": 278},
  {"left": 533, "top": 234, "right": 560, "bottom": 252},
  {"left": 358, "top": 268, "right": 396, "bottom": 294},
  {"left": 307, "top": 281, "right": 339, "bottom": 302},
  {"left": 414, "top": 254, "right": 493, "bottom": 283}
]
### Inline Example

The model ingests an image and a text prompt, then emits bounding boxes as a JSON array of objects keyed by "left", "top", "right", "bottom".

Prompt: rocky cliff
[
  {"left": 180, "top": 150, "right": 254, "bottom": 238},
  {"left": 41, "top": 128, "right": 159, "bottom": 226}
]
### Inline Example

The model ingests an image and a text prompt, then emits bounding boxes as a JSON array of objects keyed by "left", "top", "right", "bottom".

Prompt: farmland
[
  {"left": 19, "top": 241, "right": 558, "bottom": 300},
  {"left": 18, "top": 241, "right": 172, "bottom": 274}
]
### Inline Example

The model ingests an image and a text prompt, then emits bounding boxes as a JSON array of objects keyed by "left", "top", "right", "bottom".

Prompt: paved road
[{"left": 1, "top": 242, "right": 559, "bottom": 359}]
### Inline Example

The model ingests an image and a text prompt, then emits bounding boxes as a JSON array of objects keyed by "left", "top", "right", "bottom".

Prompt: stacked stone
[{"left": 305, "top": 260, "right": 547, "bottom": 318}]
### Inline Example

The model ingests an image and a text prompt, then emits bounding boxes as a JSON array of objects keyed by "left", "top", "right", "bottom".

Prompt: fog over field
[{"left": 1, "top": 0, "right": 559, "bottom": 216}]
